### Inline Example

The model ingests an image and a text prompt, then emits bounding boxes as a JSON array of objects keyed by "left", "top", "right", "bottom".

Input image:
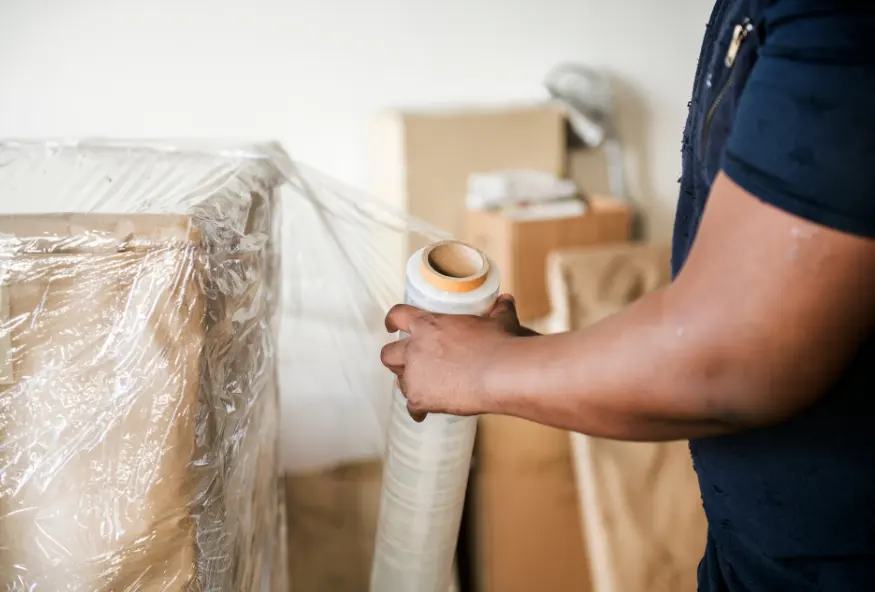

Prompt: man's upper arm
[{"left": 672, "top": 5, "right": 875, "bottom": 424}]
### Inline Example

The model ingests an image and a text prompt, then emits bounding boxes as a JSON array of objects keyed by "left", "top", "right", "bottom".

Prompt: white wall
[{"left": 0, "top": 0, "right": 710, "bottom": 241}]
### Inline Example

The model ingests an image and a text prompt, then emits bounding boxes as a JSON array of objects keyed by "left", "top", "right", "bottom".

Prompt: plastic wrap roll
[{"left": 370, "top": 240, "right": 500, "bottom": 592}]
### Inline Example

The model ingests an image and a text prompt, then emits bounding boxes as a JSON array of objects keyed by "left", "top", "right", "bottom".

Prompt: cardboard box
[
  {"left": 284, "top": 463, "right": 383, "bottom": 591},
  {"left": 465, "top": 196, "right": 633, "bottom": 320},
  {"left": 0, "top": 214, "right": 203, "bottom": 591},
  {"left": 0, "top": 204, "right": 279, "bottom": 591},
  {"left": 370, "top": 104, "right": 566, "bottom": 283},
  {"left": 546, "top": 244, "right": 672, "bottom": 331},
  {"left": 567, "top": 147, "right": 612, "bottom": 197},
  {"left": 472, "top": 415, "right": 592, "bottom": 592},
  {"left": 284, "top": 462, "right": 461, "bottom": 592}
]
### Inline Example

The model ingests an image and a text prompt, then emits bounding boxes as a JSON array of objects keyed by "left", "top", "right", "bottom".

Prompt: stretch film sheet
[
  {"left": 371, "top": 242, "right": 500, "bottom": 592},
  {"left": 0, "top": 139, "right": 444, "bottom": 590}
]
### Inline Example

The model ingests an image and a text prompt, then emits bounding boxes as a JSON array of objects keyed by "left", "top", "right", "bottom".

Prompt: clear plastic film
[
  {"left": 277, "top": 163, "right": 448, "bottom": 472},
  {"left": 371, "top": 242, "right": 500, "bottom": 592},
  {"left": 0, "top": 139, "right": 445, "bottom": 590}
]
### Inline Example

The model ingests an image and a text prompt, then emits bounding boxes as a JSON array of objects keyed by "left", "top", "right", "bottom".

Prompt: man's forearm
[{"left": 480, "top": 287, "right": 764, "bottom": 441}]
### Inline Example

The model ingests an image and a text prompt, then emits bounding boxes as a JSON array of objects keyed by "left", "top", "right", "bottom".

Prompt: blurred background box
[
  {"left": 284, "top": 463, "right": 461, "bottom": 592},
  {"left": 466, "top": 196, "right": 633, "bottom": 320},
  {"left": 472, "top": 415, "right": 592, "bottom": 592},
  {"left": 370, "top": 104, "right": 566, "bottom": 277},
  {"left": 568, "top": 147, "right": 612, "bottom": 197},
  {"left": 284, "top": 464, "right": 382, "bottom": 591}
]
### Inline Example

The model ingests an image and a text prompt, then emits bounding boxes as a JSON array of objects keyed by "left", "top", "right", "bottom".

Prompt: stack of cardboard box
[{"left": 371, "top": 104, "right": 633, "bottom": 321}]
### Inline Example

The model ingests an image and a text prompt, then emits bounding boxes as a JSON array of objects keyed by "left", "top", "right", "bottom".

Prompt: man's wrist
[
  {"left": 478, "top": 335, "right": 530, "bottom": 415},
  {"left": 515, "top": 325, "right": 541, "bottom": 337}
]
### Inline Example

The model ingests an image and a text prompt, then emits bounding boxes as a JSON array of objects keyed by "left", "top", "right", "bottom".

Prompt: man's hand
[{"left": 380, "top": 294, "right": 538, "bottom": 421}]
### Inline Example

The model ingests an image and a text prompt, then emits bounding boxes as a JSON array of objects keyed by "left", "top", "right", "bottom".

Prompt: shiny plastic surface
[
  {"left": 0, "top": 139, "right": 447, "bottom": 590},
  {"left": 0, "top": 140, "right": 285, "bottom": 591}
]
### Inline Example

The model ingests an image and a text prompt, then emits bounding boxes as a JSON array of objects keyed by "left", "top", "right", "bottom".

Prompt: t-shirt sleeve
[{"left": 722, "top": 4, "right": 875, "bottom": 238}]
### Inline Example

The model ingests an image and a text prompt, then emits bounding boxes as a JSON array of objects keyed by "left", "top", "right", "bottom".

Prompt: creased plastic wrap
[{"left": 0, "top": 140, "right": 442, "bottom": 590}]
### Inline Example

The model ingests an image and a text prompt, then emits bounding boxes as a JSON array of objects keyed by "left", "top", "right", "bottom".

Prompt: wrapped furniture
[{"left": 0, "top": 141, "right": 285, "bottom": 591}]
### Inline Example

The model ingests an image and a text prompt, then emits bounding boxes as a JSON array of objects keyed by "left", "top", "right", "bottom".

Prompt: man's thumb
[{"left": 488, "top": 294, "right": 520, "bottom": 328}]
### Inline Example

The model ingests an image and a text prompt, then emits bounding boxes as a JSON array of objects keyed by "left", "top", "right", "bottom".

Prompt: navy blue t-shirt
[{"left": 674, "top": 1, "right": 875, "bottom": 590}]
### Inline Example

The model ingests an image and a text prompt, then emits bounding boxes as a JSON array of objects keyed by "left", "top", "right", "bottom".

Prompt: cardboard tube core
[{"left": 421, "top": 241, "right": 489, "bottom": 293}]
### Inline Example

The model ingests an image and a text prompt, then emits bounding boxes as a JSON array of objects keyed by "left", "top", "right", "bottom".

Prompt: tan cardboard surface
[
  {"left": 284, "top": 463, "right": 460, "bottom": 592},
  {"left": 467, "top": 197, "right": 633, "bottom": 319},
  {"left": 0, "top": 199, "right": 280, "bottom": 590},
  {"left": 0, "top": 214, "right": 201, "bottom": 590},
  {"left": 567, "top": 147, "right": 612, "bottom": 197},
  {"left": 473, "top": 415, "right": 592, "bottom": 592},
  {"left": 371, "top": 105, "right": 566, "bottom": 271}
]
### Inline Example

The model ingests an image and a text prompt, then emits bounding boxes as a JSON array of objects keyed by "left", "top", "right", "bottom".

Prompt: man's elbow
[{"left": 684, "top": 346, "right": 824, "bottom": 431}]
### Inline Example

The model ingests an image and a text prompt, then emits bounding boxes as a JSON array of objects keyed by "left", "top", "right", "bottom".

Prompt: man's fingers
[
  {"left": 396, "top": 376, "right": 427, "bottom": 422},
  {"left": 385, "top": 304, "right": 429, "bottom": 334},
  {"left": 407, "top": 404, "right": 427, "bottom": 423},
  {"left": 380, "top": 340, "right": 407, "bottom": 372},
  {"left": 385, "top": 303, "right": 431, "bottom": 423}
]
